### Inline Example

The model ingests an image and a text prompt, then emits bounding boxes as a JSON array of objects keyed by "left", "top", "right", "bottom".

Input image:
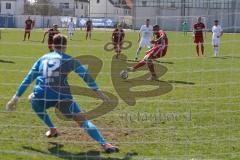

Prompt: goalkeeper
[{"left": 6, "top": 34, "right": 119, "bottom": 153}]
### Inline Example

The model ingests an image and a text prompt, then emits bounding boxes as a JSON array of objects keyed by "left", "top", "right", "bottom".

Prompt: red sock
[
  {"left": 147, "top": 62, "right": 156, "bottom": 76},
  {"left": 196, "top": 45, "right": 199, "bottom": 56},
  {"left": 133, "top": 60, "right": 146, "bottom": 70}
]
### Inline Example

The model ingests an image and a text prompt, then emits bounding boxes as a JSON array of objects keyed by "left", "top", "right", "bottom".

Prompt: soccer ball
[{"left": 120, "top": 70, "right": 128, "bottom": 79}]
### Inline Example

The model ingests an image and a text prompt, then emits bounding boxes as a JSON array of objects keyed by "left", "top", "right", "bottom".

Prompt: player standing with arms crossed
[
  {"left": 212, "top": 20, "right": 223, "bottom": 57},
  {"left": 67, "top": 18, "right": 75, "bottom": 40},
  {"left": 6, "top": 34, "right": 119, "bottom": 153},
  {"left": 85, "top": 19, "right": 92, "bottom": 40},
  {"left": 42, "top": 24, "right": 60, "bottom": 52},
  {"left": 193, "top": 17, "right": 206, "bottom": 56},
  {"left": 135, "top": 19, "right": 153, "bottom": 61},
  {"left": 23, "top": 16, "right": 34, "bottom": 41},
  {"left": 112, "top": 24, "right": 125, "bottom": 59},
  {"left": 127, "top": 25, "right": 168, "bottom": 81}
]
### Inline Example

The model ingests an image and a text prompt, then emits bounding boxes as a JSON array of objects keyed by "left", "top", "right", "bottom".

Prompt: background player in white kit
[
  {"left": 135, "top": 19, "right": 153, "bottom": 61},
  {"left": 212, "top": 20, "right": 223, "bottom": 57},
  {"left": 68, "top": 18, "right": 75, "bottom": 40}
]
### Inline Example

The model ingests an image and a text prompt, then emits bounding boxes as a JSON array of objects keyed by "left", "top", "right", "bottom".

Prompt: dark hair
[
  {"left": 214, "top": 20, "right": 219, "bottom": 22},
  {"left": 53, "top": 34, "right": 67, "bottom": 49},
  {"left": 146, "top": 19, "right": 150, "bottom": 21}
]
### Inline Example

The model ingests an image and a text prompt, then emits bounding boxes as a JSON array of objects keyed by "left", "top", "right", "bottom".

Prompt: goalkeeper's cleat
[
  {"left": 45, "top": 128, "right": 61, "bottom": 138},
  {"left": 102, "top": 143, "right": 119, "bottom": 153}
]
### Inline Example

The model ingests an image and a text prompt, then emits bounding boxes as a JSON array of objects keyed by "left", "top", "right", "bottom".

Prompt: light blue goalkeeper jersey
[{"left": 15, "top": 51, "right": 99, "bottom": 100}]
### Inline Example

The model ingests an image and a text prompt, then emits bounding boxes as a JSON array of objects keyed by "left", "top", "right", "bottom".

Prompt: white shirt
[
  {"left": 139, "top": 25, "right": 153, "bottom": 40},
  {"left": 212, "top": 25, "right": 223, "bottom": 39},
  {"left": 68, "top": 21, "right": 75, "bottom": 29}
]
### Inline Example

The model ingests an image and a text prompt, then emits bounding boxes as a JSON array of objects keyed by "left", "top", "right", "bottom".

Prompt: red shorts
[
  {"left": 113, "top": 42, "right": 122, "bottom": 52},
  {"left": 25, "top": 29, "right": 31, "bottom": 33},
  {"left": 87, "top": 28, "right": 91, "bottom": 32},
  {"left": 194, "top": 36, "right": 204, "bottom": 43},
  {"left": 146, "top": 45, "right": 168, "bottom": 59}
]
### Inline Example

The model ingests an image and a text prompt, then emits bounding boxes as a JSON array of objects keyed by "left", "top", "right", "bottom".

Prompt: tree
[{"left": 24, "top": 0, "right": 60, "bottom": 16}]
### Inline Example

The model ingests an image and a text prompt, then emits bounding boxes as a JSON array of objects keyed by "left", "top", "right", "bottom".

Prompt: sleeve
[
  {"left": 15, "top": 59, "right": 40, "bottom": 97},
  {"left": 73, "top": 60, "right": 99, "bottom": 91},
  {"left": 220, "top": 26, "right": 223, "bottom": 32},
  {"left": 139, "top": 25, "right": 143, "bottom": 33}
]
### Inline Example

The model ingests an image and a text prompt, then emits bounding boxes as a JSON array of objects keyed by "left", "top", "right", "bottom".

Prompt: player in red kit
[
  {"left": 41, "top": 24, "right": 60, "bottom": 52},
  {"left": 23, "top": 16, "right": 34, "bottom": 41},
  {"left": 85, "top": 19, "right": 92, "bottom": 40},
  {"left": 193, "top": 17, "right": 206, "bottom": 56},
  {"left": 112, "top": 24, "right": 125, "bottom": 59},
  {"left": 127, "top": 25, "right": 168, "bottom": 81}
]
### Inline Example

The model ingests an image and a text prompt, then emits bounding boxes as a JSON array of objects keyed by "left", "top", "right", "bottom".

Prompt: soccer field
[{"left": 0, "top": 29, "right": 240, "bottom": 160}]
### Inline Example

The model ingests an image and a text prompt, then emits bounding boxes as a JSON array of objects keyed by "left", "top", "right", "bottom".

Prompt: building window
[
  {"left": 60, "top": 3, "right": 69, "bottom": 9},
  {"left": 142, "top": 1, "right": 147, "bottom": 7},
  {"left": 75, "top": 1, "right": 78, "bottom": 9},
  {"left": 97, "top": 0, "right": 100, "bottom": 3},
  {"left": 6, "top": 3, "right": 11, "bottom": 9}
]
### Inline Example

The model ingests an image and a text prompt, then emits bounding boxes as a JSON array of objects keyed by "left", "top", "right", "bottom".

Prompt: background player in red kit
[
  {"left": 193, "top": 17, "right": 206, "bottom": 56},
  {"left": 127, "top": 25, "right": 168, "bottom": 81},
  {"left": 85, "top": 19, "right": 92, "bottom": 40},
  {"left": 112, "top": 24, "right": 125, "bottom": 59},
  {"left": 41, "top": 24, "right": 60, "bottom": 51},
  {"left": 23, "top": 16, "right": 34, "bottom": 41}
]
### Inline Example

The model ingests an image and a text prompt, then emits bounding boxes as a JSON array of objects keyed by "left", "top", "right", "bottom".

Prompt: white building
[
  {"left": 0, "top": 0, "right": 24, "bottom": 15},
  {"left": 89, "top": 0, "right": 132, "bottom": 18},
  {"left": 133, "top": 0, "right": 240, "bottom": 32},
  {"left": 50, "top": 0, "right": 89, "bottom": 17}
]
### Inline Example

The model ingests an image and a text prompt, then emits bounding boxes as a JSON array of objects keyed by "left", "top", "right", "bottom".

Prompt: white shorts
[
  {"left": 212, "top": 38, "right": 220, "bottom": 46},
  {"left": 139, "top": 39, "right": 152, "bottom": 48},
  {"left": 68, "top": 28, "right": 74, "bottom": 34}
]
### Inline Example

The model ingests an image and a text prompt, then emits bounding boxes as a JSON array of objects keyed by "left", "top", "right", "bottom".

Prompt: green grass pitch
[{"left": 0, "top": 29, "right": 240, "bottom": 160}]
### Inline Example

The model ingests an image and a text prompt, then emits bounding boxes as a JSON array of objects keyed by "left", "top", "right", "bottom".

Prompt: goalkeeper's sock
[
  {"left": 81, "top": 120, "right": 106, "bottom": 145},
  {"left": 31, "top": 104, "right": 55, "bottom": 128}
]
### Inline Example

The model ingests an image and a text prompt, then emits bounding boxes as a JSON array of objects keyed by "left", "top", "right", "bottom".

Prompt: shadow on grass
[
  {"left": 29, "top": 40, "right": 42, "bottom": 43},
  {"left": 0, "top": 59, "right": 15, "bottom": 64},
  {"left": 23, "top": 142, "right": 137, "bottom": 160},
  {"left": 210, "top": 56, "right": 240, "bottom": 59},
  {"left": 167, "top": 80, "right": 195, "bottom": 85},
  {"left": 120, "top": 58, "right": 174, "bottom": 64}
]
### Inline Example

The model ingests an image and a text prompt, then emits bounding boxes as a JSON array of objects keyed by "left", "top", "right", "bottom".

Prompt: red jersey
[
  {"left": 193, "top": 22, "right": 205, "bottom": 37},
  {"left": 154, "top": 30, "right": 168, "bottom": 46},
  {"left": 86, "top": 20, "right": 92, "bottom": 29},
  {"left": 25, "top": 19, "right": 33, "bottom": 30},
  {"left": 48, "top": 28, "right": 60, "bottom": 43},
  {"left": 112, "top": 29, "right": 125, "bottom": 43}
]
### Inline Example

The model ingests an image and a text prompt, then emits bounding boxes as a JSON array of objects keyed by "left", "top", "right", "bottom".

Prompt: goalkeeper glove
[{"left": 6, "top": 95, "right": 19, "bottom": 111}]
